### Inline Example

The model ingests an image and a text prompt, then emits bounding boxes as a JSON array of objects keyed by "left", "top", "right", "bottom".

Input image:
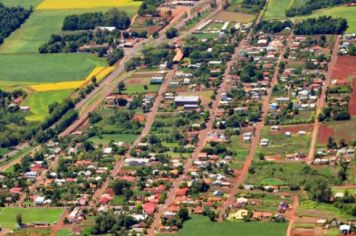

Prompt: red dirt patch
[
  {"left": 350, "top": 78, "right": 356, "bottom": 115},
  {"left": 318, "top": 123, "right": 334, "bottom": 144},
  {"left": 331, "top": 56, "right": 356, "bottom": 85}
]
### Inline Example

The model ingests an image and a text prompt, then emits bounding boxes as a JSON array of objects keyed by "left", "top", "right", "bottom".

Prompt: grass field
[
  {"left": 0, "top": 207, "right": 64, "bottom": 229},
  {"left": 264, "top": 0, "right": 292, "bottom": 20},
  {"left": 89, "top": 133, "right": 138, "bottom": 145},
  {"left": 0, "top": 0, "right": 42, "bottom": 8},
  {"left": 157, "top": 215, "right": 288, "bottom": 236},
  {"left": 0, "top": 54, "right": 105, "bottom": 84},
  {"left": 246, "top": 161, "right": 336, "bottom": 186},
  {"left": 23, "top": 89, "right": 74, "bottom": 121},
  {"left": 37, "top": 0, "right": 141, "bottom": 10},
  {"left": 291, "top": 6, "right": 356, "bottom": 33}
]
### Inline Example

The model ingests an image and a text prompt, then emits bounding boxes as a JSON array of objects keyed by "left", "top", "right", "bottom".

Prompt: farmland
[
  {"left": 37, "top": 0, "right": 141, "bottom": 10},
  {"left": 157, "top": 215, "right": 288, "bottom": 236},
  {"left": 318, "top": 120, "right": 356, "bottom": 145},
  {"left": 23, "top": 89, "right": 74, "bottom": 121},
  {"left": 0, "top": 54, "right": 105, "bottom": 84},
  {"left": 0, "top": 207, "right": 64, "bottom": 229}
]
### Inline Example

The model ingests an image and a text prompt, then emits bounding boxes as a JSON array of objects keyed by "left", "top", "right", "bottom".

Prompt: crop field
[
  {"left": 0, "top": 207, "right": 64, "bottom": 229},
  {"left": 0, "top": 54, "right": 105, "bottom": 85},
  {"left": 23, "top": 89, "right": 74, "bottom": 121},
  {"left": 37, "top": 0, "right": 141, "bottom": 10},
  {"left": 263, "top": 0, "right": 292, "bottom": 20},
  {"left": 331, "top": 56, "right": 356, "bottom": 84},
  {"left": 157, "top": 215, "right": 288, "bottom": 236},
  {"left": 0, "top": 0, "right": 42, "bottom": 8},
  {"left": 30, "top": 66, "right": 114, "bottom": 91},
  {"left": 318, "top": 120, "right": 356, "bottom": 145}
]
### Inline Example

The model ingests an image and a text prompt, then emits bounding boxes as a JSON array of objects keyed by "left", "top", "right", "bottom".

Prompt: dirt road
[{"left": 307, "top": 36, "right": 340, "bottom": 162}]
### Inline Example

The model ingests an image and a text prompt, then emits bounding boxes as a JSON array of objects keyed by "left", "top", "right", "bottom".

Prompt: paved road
[{"left": 307, "top": 36, "right": 340, "bottom": 162}]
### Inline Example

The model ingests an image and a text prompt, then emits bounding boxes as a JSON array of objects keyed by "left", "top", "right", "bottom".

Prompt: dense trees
[
  {"left": 240, "top": 0, "right": 266, "bottom": 13},
  {"left": 0, "top": 3, "right": 32, "bottom": 44},
  {"left": 62, "top": 8, "right": 131, "bottom": 31},
  {"left": 286, "top": 0, "right": 354, "bottom": 17},
  {"left": 294, "top": 16, "right": 348, "bottom": 35},
  {"left": 138, "top": 0, "right": 164, "bottom": 16},
  {"left": 166, "top": 28, "right": 178, "bottom": 39},
  {"left": 256, "top": 20, "right": 293, "bottom": 33}
]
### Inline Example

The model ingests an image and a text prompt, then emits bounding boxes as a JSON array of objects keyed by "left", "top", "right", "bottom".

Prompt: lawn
[
  {"left": 0, "top": 54, "right": 105, "bottom": 84},
  {"left": 291, "top": 6, "right": 356, "bottom": 33},
  {"left": 157, "top": 215, "right": 288, "bottom": 236},
  {"left": 124, "top": 84, "right": 161, "bottom": 95},
  {"left": 37, "top": 0, "right": 141, "bottom": 10},
  {"left": 89, "top": 133, "right": 138, "bottom": 145},
  {"left": 0, "top": 207, "right": 64, "bottom": 229},
  {"left": 23, "top": 89, "right": 74, "bottom": 121}
]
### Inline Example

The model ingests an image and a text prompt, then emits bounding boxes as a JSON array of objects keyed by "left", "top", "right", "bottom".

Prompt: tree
[
  {"left": 178, "top": 207, "right": 189, "bottom": 221},
  {"left": 117, "top": 81, "right": 126, "bottom": 93},
  {"left": 306, "top": 178, "right": 332, "bottom": 203},
  {"left": 166, "top": 28, "right": 178, "bottom": 39},
  {"left": 16, "top": 213, "right": 23, "bottom": 226}
]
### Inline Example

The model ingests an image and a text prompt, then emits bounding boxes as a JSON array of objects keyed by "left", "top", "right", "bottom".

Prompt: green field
[
  {"left": 0, "top": 0, "right": 42, "bottom": 8},
  {"left": 0, "top": 207, "right": 64, "bottom": 229},
  {"left": 23, "top": 89, "right": 74, "bottom": 121},
  {"left": 291, "top": 6, "right": 356, "bottom": 33},
  {"left": 124, "top": 84, "right": 161, "bottom": 94},
  {"left": 246, "top": 161, "right": 336, "bottom": 186},
  {"left": 89, "top": 133, "right": 138, "bottom": 145},
  {"left": 157, "top": 215, "right": 287, "bottom": 236},
  {"left": 264, "top": 0, "right": 292, "bottom": 20},
  {"left": 0, "top": 54, "right": 104, "bottom": 84}
]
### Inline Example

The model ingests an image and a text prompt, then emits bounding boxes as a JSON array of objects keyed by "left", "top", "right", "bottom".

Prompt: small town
[{"left": 0, "top": 0, "right": 355, "bottom": 235}]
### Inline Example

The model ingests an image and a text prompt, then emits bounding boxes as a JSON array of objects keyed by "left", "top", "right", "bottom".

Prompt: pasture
[
  {"left": 23, "top": 89, "right": 73, "bottom": 121},
  {"left": 37, "top": 0, "right": 141, "bottom": 10},
  {"left": 0, "top": 207, "right": 64, "bottom": 229},
  {"left": 0, "top": 54, "right": 105, "bottom": 84},
  {"left": 157, "top": 215, "right": 288, "bottom": 236},
  {"left": 89, "top": 133, "right": 138, "bottom": 145}
]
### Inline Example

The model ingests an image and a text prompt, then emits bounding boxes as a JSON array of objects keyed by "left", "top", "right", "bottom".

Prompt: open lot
[
  {"left": 23, "top": 89, "right": 74, "bottom": 121},
  {"left": 318, "top": 120, "right": 356, "bottom": 145},
  {"left": 263, "top": 0, "right": 292, "bottom": 20},
  {"left": 331, "top": 56, "right": 356, "bottom": 85},
  {"left": 0, "top": 207, "right": 64, "bottom": 229},
  {"left": 157, "top": 215, "right": 288, "bottom": 236},
  {"left": 213, "top": 11, "right": 255, "bottom": 23},
  {"left": 88, "top": 133, "right": 138, "bottom": 145},
  {"left": 256, "top": 125, "right": 312, "bottom": 159}
]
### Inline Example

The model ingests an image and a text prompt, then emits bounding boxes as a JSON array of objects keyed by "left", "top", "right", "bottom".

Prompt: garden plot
[
  {"left": 122, "top": 70, "right": 165, "bottom": 95},
  {"left": 256, "top": 125, "right": 312, "bottom": 160}
]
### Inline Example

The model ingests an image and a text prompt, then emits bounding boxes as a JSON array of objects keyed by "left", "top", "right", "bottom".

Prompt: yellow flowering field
[
  {"left": 37, "top": 0, "right": 141, "bottom": 10},
  {"left": 30, "top": 66, "right": 115, "bottom": 92}
]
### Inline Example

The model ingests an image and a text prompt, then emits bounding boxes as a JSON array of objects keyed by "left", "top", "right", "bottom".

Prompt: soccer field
[{"left": 0, "top": 207, "right": 64, "bottom": 229}]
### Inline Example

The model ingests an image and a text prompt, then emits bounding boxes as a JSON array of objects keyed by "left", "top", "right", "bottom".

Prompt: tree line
[
  {"left": 293, "top": 16, "right": 348, "bottom": 35},
  {"left": 256, "top": 20, "right": 293, "bottom": 33},
  {"left": 62, "top": 8, "right": 131, "bottom": 31},
  {"left": 138, "top": 0, "right": 164, "bottom": 17},
  {"left": 0, "top": 3, "right": 32, "bottom": 44}
]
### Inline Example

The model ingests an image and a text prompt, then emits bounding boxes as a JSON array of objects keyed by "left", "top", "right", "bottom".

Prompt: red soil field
[
  {"left": 331, "top": 56, "right": 356, "bottom": 84},
  {"left": 318, "top": 123, "right": 334, "bottom": 144}
]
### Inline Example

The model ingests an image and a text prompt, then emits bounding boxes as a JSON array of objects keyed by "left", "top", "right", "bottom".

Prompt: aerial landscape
[{"left": 0, "top": 0, "right": 355, "bottom": 235}]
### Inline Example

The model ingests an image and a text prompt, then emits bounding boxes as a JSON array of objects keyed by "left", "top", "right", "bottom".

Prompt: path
[{"left": 307, "top": 36, "right": 340, "bottom": 162}]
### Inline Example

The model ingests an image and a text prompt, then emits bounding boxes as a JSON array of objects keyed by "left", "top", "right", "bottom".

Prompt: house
[
  {"left": 252, "top": 211, "right": 272, "bottom": 220},
  {"left": 173, "top": 48, "right": 184, "bottom": 63},
  {"left": 150, "top": 76, "right": 164, "bottom": 84},
  {"left": 143, "top": 202, "right": 156, "bottom": 215},
  {"left": 174, "top": 96, "right": 199, "bottom": 106},
  {"left": 34, "top": 196, "right": 45, "bottom": 205},
  {"left": 260, "top": 138, "right": 269, "bottom": 147},
  {"left": 213, "top": 190, "right": 224, "bottom": 197},
  {"left": 229, "top": 209, "right": 249, "bottom": 220}
]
